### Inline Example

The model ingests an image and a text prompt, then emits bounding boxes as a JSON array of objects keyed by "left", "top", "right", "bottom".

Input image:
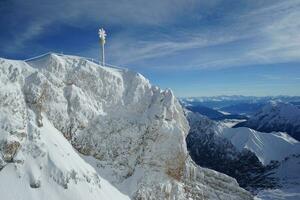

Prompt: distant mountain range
[
  {"left": 181, "top": 95, "right": 300, "bottom": 105},
  {"left": 185, "top": 104, "right": 248, "bottom": 120},
  {"left": 220, "top": 102, "right": 265, "bottom": 116},
  {"left": 181, "top": 95, "right": 300, "bottom": 116}
]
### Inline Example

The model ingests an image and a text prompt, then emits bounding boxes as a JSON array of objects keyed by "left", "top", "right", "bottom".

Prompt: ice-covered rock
[
  {"left": 0, "top": 53, "right": 252, "bottom": 199},
  {"left": 0, "top": 56, "right": 130, "bottom": 200}
]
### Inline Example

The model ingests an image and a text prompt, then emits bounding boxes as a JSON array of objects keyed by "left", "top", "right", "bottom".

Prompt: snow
[
  {"left": 222, "top": 119, "right": 247, "bottom": 128},
  {"left": 220, "top": 127, "right": 300, "bottom": 165},
  {"left": 0, "top": 111, "right": 129, "bottom": 200},
  {"left": 186, "top": 110, "right": 300, "bottom": 199},
  {"left": 0, "top": 53, "right": 252, "bottom": 200},
  {"left": 219, "top": 110, "right": 231, "bottom": 115},
  {"left": 237, "top": 101, "right": 300, "bottom": 140},
  {"left": 221, "top": 101, "right": 300, "bottom": 165},
  {"left": 255, "top": 188, "right": 300, "bottom": 200},
  {"left": 186, "top": 109, "right": 300, "bottom": 165},
  {"left": 185, "top": 110, "right": 300, "bottom": 165},
  {"left": 255, "top": 155, "right": 300, "bottom": 200},
  {"left": 261, "top": 101, "right": 300, "bottom": 123}
]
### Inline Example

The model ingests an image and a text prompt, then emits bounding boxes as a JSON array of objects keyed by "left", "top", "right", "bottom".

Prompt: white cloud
[
  {"left": 105, "top": 0, "right": 300, "bottom": 69},
  {"left": 3, "top": 0, "right": 215, "bottom": 53},
  {"left": 106, "top": 32, "right": 245, "bottom": 65},
  {"left": 3, "top": 0, "right": 300, "bottom": 71}
]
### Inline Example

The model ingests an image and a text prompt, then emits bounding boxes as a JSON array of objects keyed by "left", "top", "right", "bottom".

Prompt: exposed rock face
[
  {"left": 2, "top": 141, "right": 21, "bottom": 162},
  {"left": 0, "top": 53, "right": 252, "bottom": 199}
]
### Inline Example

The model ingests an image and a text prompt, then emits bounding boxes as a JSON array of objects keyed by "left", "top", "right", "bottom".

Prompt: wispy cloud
[
  {"left": 106, "top": 0, "right": 300, "bottom": 69},
  {"left": 1, "top": 0, "right": 214, "bottom": 53},
  {"left": 1, "top": 0, "right": 300, "bottom": 71},
  {"left": 106, "top": 31, "right": 246, "bottom": 65}
]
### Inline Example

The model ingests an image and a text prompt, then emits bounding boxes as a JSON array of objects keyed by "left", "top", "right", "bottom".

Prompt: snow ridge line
[
  {"left": 24, "top": 52, "right": 127, "bottom": 70},
  {"left": 23, "top": 51, "right": 56, "bottom": 61}
]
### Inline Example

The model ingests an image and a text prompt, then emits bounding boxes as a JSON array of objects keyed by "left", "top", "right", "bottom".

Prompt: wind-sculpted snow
[{"left": 0, "top": 53, "right": 252, "bottom": 200}]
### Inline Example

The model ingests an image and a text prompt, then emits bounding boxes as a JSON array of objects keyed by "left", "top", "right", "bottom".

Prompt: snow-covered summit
[
  {"left": 0, "top": 53, "right": 252, "bottom": 200},
  {"left": 235, "top": 101, "right": 300, "bottom": 141},
  {"left": 0, "top": 54, "right": 130, "bottom": 200}
]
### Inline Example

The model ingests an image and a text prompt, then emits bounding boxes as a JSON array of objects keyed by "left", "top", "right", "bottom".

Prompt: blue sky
[{"left": 0, "top": 0, "right": 300, "bottom": 97}]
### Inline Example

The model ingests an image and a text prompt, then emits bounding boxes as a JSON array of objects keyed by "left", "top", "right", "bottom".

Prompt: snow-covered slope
[
  {"left": 0, "top": 53, "right": 252, "bottom": 200},
  {"left": 0, "top": 113, "right": 130, "bottom": 200},
  {"left": 186, "top": 110, "right": 300, "bottom": 197},
  {"left": 0, "top": 57, "right": 129, "bottom": 200},
  {"left": 187, "top": 110, "right": 300, "bottom": 165},
  {"left": 220, "top": 128, "right": 300, "bottom": 165},
  {"left": 235, "top": 101, "right": 300, "bottom": 141},
  {"left": 185, "top": 110, "right": 280, "bottom": 192}
]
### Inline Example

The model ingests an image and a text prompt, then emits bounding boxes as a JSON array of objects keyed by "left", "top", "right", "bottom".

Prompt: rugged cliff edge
[{"left": 0, "top": 53, "right": 252, "bottom": 200}]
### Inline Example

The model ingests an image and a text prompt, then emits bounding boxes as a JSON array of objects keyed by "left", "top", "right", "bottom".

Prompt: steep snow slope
[
  {"left": 186, "top": 110, "right": 300, "bottom": 197},
  {"left": 0, "top": 58, "right": 129, "bottom": 200},
  {"left": 0, "top": 53, "right": 252, "bottom": 200},
  {"left": 187, "top": 110, "right": 300, "bottom": 165},
  {"left": 185, "top": 110, "right": 281, "bottom": 191},
  {"left": 220, "top": 128, "right": 300, "bottom": 165},
  {"left": 235, "top": 101, "right": 300, "bottom": 141},
  {"left": 0, "top": 114, "right": 130, "bottom": 200}
]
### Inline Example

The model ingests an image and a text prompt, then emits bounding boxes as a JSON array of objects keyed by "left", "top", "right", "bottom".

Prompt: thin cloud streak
[
  {"left": 1, "top": 0, "right": 300, "bottom": 71},
  {"left": 1, "top": 0, "right": 212, "bottom": 53},
  {"left": 102, "top": 0, "right": 300, "bottom": 69}
]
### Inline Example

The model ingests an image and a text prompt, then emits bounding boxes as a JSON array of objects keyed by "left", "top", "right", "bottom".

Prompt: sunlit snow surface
[
  {"left": 0, "top": 112, "right": 130, "bottom": 200},
  {"left": 0, "top": 53, "right": 252, "bottom": 200},
  {"left": 221, "top": 128, "right": 300, "bottom": 165},
  {"left": 187, "top": 110, "right": 300, "bottom": 165}
]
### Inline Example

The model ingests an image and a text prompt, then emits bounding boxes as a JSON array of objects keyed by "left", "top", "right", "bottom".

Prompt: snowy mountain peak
[
  {"left": 261, "top": 101, "right": 300, "bottom": 119},
  {"left": 0, "top": 53, "right": 252, "bottom": 199}
]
